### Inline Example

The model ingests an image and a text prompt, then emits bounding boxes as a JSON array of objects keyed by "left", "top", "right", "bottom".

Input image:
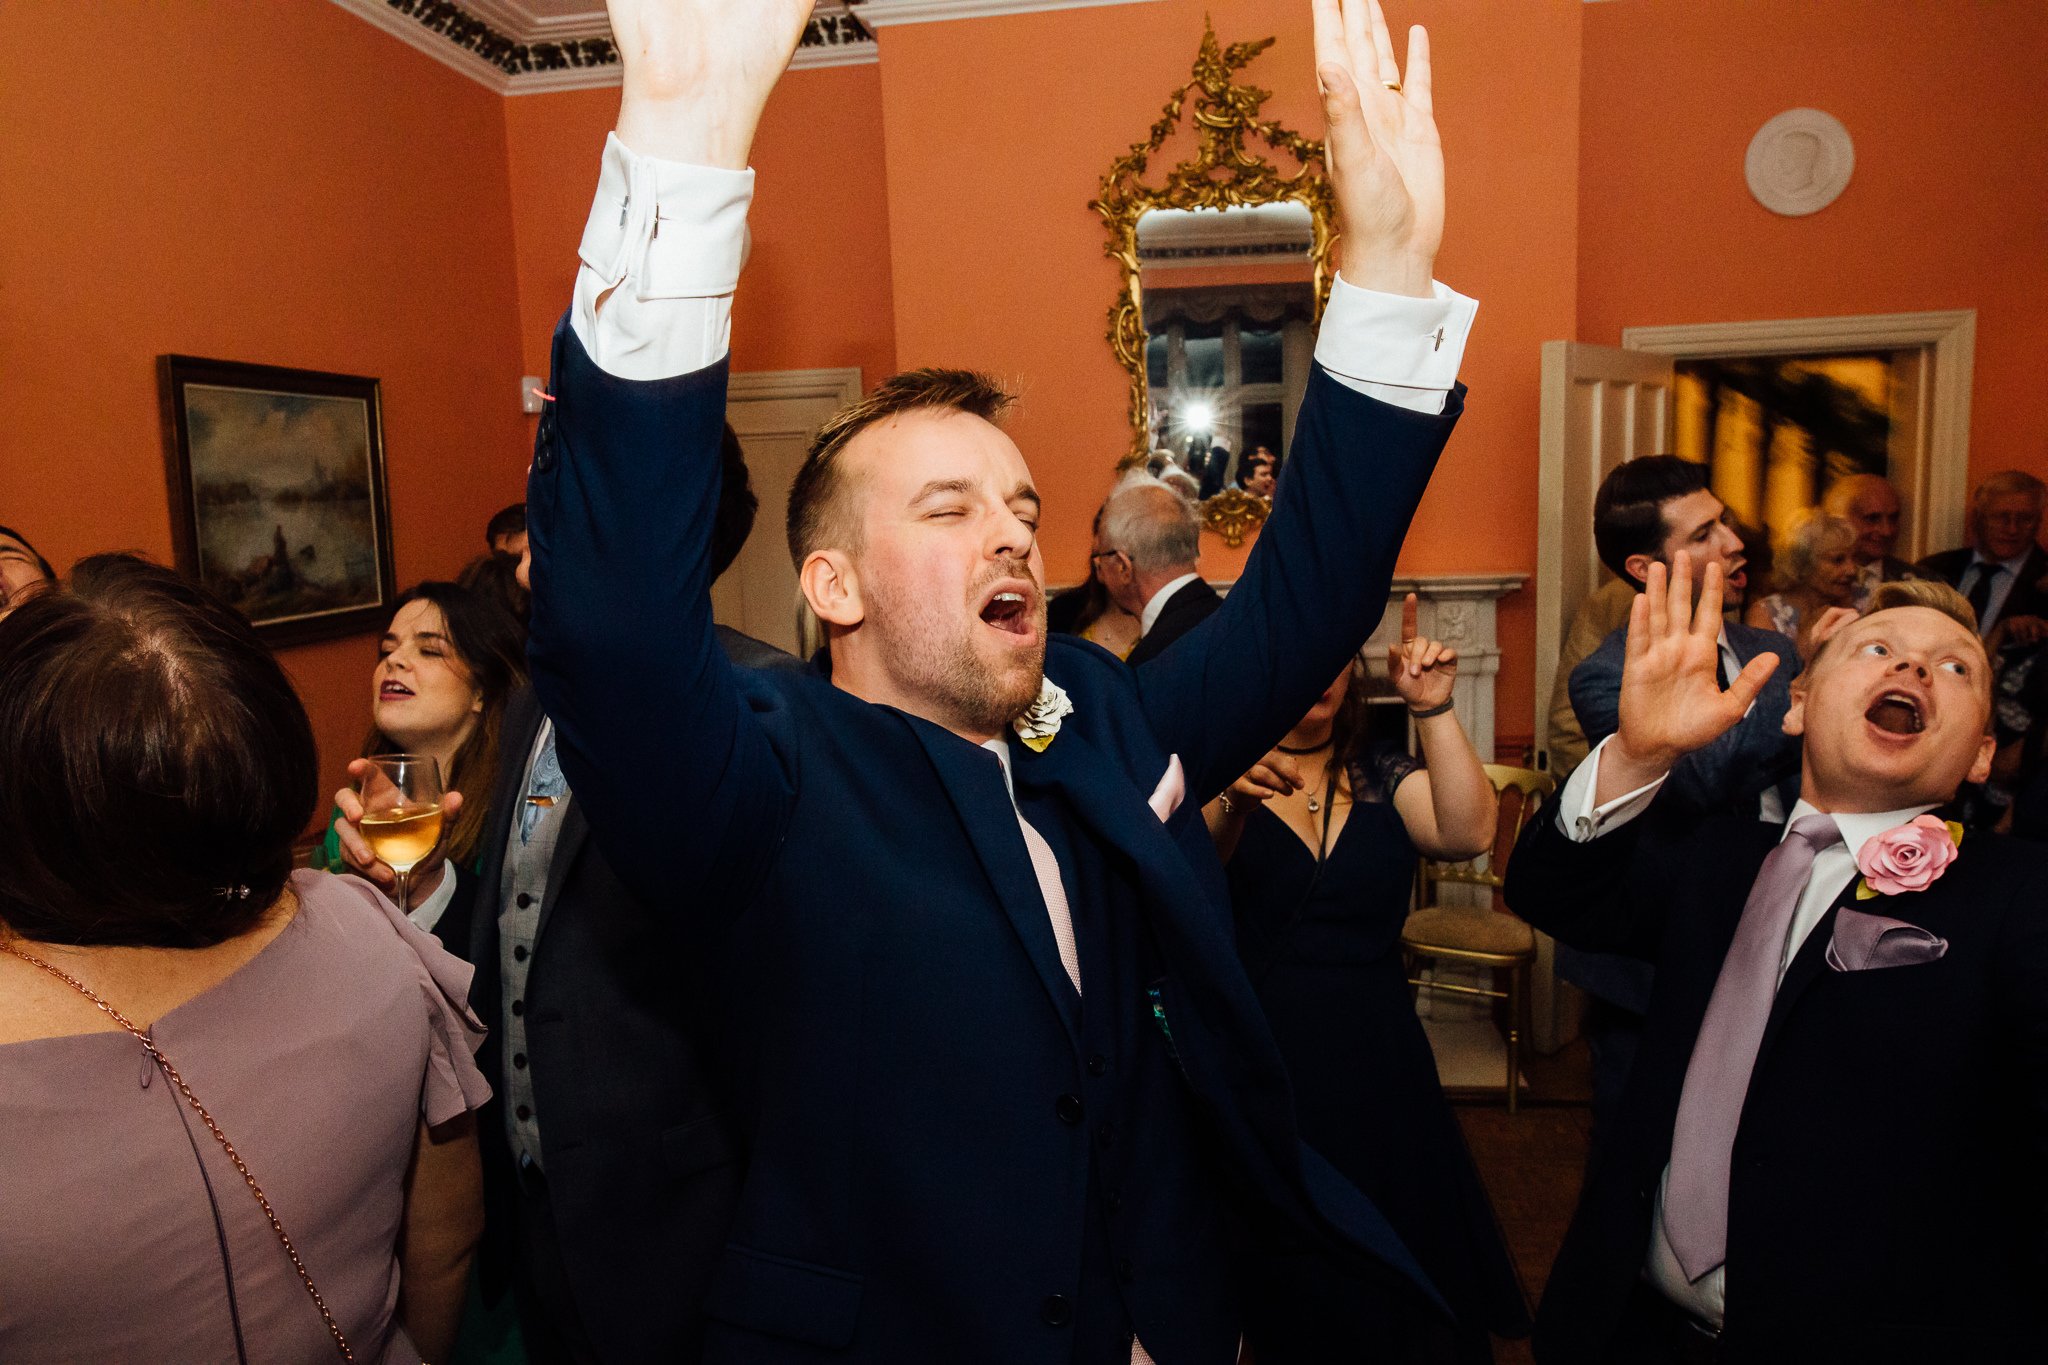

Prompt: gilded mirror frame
[{"left": 1093, "top": 21, "right": 1338, "bottom": 546}]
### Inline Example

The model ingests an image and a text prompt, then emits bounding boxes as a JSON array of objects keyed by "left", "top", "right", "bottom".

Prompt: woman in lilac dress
[{"left": 0, "top": 556, "right": 490, "bottom": 1364}]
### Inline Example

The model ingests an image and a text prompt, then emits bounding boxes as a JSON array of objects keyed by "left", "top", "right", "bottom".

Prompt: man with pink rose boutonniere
[{"left": 1505, "top": 568, "right": 2048, "bottom": 1363}]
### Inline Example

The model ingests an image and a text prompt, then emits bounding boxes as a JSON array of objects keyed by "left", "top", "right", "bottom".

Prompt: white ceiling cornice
[
  {"left": 853, "top": 0, "right": 1160, "bottom": 25},
  {"left": 327, "top": 0, "right": 879, "bottom": 95},
  {"left": 329, "top": 0, "right": 1167, "bottom": 94}
]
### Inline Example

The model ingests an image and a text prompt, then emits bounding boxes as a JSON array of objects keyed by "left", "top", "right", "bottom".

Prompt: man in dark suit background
[
  {"left": 1915, "top": 469, "right": 2048, "bottom": 645},
  {"left": 1562, "top": 456, "right": 1812, "bottom": 1135},
  {"left": 1094, "top": 480, "right": 1222, "bottom": 667},
  {"left": 1509, "top": 561, "right": 2048, "bottom": 1362},
  {"left": 524, "top": 1, "right": 1480, "bottom": 1357},
  {"left": 337, "top": 421, "right": 796, "bottom": 1363}
]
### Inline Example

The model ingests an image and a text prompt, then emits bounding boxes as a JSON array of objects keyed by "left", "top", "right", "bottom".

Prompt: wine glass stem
[{"left": 394, "top": 868, "right": 411, "bottom": 913}]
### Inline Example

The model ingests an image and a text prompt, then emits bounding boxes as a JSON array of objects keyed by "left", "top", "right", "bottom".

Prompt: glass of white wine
[{"left": 357, "top": 755, "right": 445, "bottom": 912}]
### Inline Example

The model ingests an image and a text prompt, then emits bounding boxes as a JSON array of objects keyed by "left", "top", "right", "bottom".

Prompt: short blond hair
[{"left": 1865, "top": 578, "right": 1978, "bottom": 634}]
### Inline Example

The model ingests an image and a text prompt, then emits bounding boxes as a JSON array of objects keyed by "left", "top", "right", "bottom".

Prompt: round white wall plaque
[{"left": 1745, "top": 108, "right": 1855, "bottom": 217}]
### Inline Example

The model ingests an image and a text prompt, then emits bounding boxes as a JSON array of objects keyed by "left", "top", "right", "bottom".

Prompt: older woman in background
[
  {"left": 1745, "top": 511, "right": 1860, "bottom": 658},
  {"left": 0, "top": 555, "right": 488, "bottom": 1363}
]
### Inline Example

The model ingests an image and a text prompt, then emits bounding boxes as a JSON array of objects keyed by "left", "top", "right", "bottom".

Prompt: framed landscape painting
[{"left": 158, "top": 356, "right": 396, "bottom": 646}]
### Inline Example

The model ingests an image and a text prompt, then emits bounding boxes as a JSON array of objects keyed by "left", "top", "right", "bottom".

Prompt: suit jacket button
[
  {"left": 1040, "top": 1294, "right": 1071, "bottom": 1327},
  {"left": 1087, "top": 1054, "right": 1107, "bottom": 1077},
  {"left": 516, "top": 893, "right": 534, "bottom": 909},
  {"left": 513, "top": 945, "right": 529, "bottom": 962},
  {"left": 1056, "top": 1094, "right": 1084, "bottom": 1125}
]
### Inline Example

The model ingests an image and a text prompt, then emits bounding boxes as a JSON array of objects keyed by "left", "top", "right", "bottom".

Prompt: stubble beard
[{"left": 867, "top": 568, "right": 1047, "bottom": 738}]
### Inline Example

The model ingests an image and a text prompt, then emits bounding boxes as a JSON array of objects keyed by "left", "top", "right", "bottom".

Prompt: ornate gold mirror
[{"left": 1094, "top": 22, "right": 1337, "bottom": 547}]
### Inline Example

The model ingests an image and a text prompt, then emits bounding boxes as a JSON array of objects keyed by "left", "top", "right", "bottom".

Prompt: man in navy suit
[
  {"left": 1563, "top": 456, "right": 1813, "bottom": 1135},
  {"left": 1508, "top": 562, "right": 2048, "bottom": 1362},
  {"left": 527, "top": 1, "right": 1477, "bottom": 1358}
]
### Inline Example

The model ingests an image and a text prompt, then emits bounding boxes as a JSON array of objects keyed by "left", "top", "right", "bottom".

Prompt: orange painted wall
[
  {"left": 502, "top": 63, "right": 898, "bottom": 396},
  {"left": 873, "top": 0, "right": 1585, "bottom": 748},
  {"left": 0, "top": 0, "right": 530, "bottom": 820},
  {"left": 1578, "top": 0, "right": 2048, "bottom": 489}
]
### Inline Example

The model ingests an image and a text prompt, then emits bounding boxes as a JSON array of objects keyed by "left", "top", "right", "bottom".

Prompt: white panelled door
[
  {"left": 719, "top": 369, "right": 864, "bottom": 658},
  {"left": 1534, "top": 342, "right": 1675, "bottom": 761}
]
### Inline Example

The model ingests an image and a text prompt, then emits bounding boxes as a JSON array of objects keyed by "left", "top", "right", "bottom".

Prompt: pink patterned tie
[
  {"left": 1663, "top": 813, "right": 1842, "bottom": 1280},
  {"left": 1015, "top": 810, "right": 1081, "bottom": 996}
]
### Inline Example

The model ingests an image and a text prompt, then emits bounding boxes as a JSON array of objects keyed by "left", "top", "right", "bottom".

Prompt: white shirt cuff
[
  {"left": 1313, "top": 275, "right": 1478, "bottom": 416},
  {"left": 407, "top": 864, "right": 459, "bottom": 935},
  {"left": 1556, "top": 736, "right": 1665, "bottom": 842},
  {"left": 571, "top": 133, "right": 752, "bottom": 380}
]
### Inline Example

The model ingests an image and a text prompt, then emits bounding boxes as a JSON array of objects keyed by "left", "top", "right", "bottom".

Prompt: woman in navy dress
[{"left": 1211, "top": 596, "right": 1528, "bottom": 1363}]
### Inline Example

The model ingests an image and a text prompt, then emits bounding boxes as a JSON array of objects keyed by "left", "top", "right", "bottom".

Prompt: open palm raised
[{"left": 1613, "top": 552, "right": 1779, "bottom": 778}]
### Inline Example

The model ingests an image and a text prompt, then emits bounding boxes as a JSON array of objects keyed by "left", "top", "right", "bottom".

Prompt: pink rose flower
[{"left": 1856, "top": 815, "right": 1960, "bottom": 897}]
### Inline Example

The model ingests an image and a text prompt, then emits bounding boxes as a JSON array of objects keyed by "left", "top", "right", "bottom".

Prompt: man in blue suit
[
  {"left": 1562, "top": 455, "right": 1816, "bottom": 1138},
  {"left": 527, "top": 1, "right": 1477, "bottom": 1358}
]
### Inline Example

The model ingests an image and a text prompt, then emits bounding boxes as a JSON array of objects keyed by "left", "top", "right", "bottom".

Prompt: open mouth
[
  {"left": 379, "top": 681, "right": 416, "bottom": 701},
  {"left": 1865, "top": 691, "right": 1925, "bottom": 736},
  {"left": 1726, "top": 566, "right": 1748, "bottom": 592},
  {"left": 979, "top": 590, "right": 1033, "bottom": 636}
]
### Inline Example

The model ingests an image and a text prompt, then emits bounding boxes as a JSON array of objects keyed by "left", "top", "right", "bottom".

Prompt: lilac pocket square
[{"left": 1825, "top": 908, "right": 1949, "bottom": 972}]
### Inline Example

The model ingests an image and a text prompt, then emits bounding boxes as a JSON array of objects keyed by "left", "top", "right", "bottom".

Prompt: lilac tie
[{"left": 1663, "top": 812, "right": 1843, "bottom": 1281}]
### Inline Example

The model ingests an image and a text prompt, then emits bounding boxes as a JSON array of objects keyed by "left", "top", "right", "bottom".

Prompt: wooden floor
[{"left": 1454, "top": 1039, "right": 1596, "bottom": 1365}]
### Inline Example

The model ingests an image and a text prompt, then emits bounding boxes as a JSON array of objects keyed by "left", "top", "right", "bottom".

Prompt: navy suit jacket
[
  {"left": 527, "top": 316, "right": 1460, "bottom": 1363},
  {"left": 1507, "top": 807, "right": 2048, "bottom": 1363}
]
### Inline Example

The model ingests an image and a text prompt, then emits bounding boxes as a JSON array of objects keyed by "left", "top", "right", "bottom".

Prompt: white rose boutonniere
[{"left": 1012, "top": 678, "right": 1074, "bottom": 753}]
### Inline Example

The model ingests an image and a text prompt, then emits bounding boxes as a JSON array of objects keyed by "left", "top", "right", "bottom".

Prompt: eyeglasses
[{"left": 1088, "top": 550, "right": 1128, "bottom": 567}]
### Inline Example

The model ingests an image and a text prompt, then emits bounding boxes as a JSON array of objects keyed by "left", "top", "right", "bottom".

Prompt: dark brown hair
[
  {"left": 786, "top": 368, "right": 1014, "bottom": 568},
  {"left": 1593, "top": 454, "right": 1711, "bottom": 587},
  {"left": 0, "top": 555, "right": 319, "bottom": 947},
  {"left": 364, "top": 581, "right": 527, "bottom": 865},
  {"left": 0, "top": 522, "right": 56, "bottom": 583}
]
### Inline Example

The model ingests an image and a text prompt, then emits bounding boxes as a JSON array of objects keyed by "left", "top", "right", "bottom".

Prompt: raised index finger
[{"left": 1401, "top": 591, "right": 1419, "bottom": 645}]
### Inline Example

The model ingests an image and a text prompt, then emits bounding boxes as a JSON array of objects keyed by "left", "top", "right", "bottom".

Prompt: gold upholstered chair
[{"left": 1400, "top": 763, "right": 1556, "bottom": 1114}]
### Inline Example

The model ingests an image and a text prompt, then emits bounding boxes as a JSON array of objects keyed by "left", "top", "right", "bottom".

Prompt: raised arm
[
  {"left": 1137, "top": 0, "right": 1473, "bottom": 797},
  {"left": 525, "top": 0, "right": 811, "bottom": 923}
]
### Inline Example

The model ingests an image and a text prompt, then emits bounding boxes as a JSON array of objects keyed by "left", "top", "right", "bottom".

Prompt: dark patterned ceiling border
[{"left": 378, "top": 0, "right": 873, "bottom": 78}]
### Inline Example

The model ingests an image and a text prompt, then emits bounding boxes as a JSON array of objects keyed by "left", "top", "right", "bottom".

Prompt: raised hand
[
  {"left": 1603, "top": 552, "right": 1779, "bottom": 801},
  {"left": 1388, "top": 591, "right": 1457, "bottom": 711},
  {"left": 1311, "top": 0, "right": 1443, "bottom": 297},
  {"left": 608, "top": 0, "right": 814, "bottom": 167}
]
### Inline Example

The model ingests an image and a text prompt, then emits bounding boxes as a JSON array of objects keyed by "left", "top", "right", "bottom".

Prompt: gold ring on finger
[{"left": 1383, "top": 80, "right": 1402, "bottom": 92}]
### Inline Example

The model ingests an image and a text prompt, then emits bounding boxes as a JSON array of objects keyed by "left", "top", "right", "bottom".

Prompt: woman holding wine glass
[
  {"left": 317, "top": 582, "right": 526, "bottom": 923},
  {"left": 0, "top": 554, "right": 488, "bottom": 1363}
]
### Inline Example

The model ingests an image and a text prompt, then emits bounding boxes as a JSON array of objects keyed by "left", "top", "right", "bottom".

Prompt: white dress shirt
[
  {"left": 1557, "top": 739, "right": 1933, "bottom": 1326},
  {"left": 571, "top": 134, "right": 1478, "bottom": 404},
  {"left": 1139, "top": 572, "right": 1203, "bottom": 638}
]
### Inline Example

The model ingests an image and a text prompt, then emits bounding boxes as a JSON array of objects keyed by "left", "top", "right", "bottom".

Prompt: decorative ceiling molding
[
  {"left": 326, "top": 0, "right": 878, "bottom": 95},
  {"left": 852, "top": 0, "right": 1162, "bottom": 25}
]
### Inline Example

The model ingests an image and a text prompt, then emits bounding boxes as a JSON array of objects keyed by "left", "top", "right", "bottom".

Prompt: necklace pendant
[{"left": 1307, "top": 796, "right": 1321, "bottom": 813}]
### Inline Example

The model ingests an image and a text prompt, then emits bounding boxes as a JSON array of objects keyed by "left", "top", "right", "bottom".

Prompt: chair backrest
[{"left": 1421, "top": 764, "right": 1557, "bottom": 900}]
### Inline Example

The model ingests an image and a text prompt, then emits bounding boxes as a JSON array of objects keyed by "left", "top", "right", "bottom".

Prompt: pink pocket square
[
  {"left": 1826, "top": 908, "right": 1949, "bottom": 972},
  {"left": 1147, "top": 754, "right": 1186, "bottom": 823}
]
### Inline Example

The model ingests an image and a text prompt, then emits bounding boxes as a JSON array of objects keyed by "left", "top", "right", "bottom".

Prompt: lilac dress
[{"left": 0, "top": 870, "right": 490, "bottom": 1363}]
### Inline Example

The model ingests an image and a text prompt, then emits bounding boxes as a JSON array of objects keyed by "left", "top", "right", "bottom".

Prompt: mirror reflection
[{"left": 1138, "top": 202, "right": 1318, "bottom": 503}]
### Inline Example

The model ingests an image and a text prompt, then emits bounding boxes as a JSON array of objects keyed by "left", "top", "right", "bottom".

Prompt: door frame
[{"left": 1621, "top": 309, "right": 1976, "bottom": 558}]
